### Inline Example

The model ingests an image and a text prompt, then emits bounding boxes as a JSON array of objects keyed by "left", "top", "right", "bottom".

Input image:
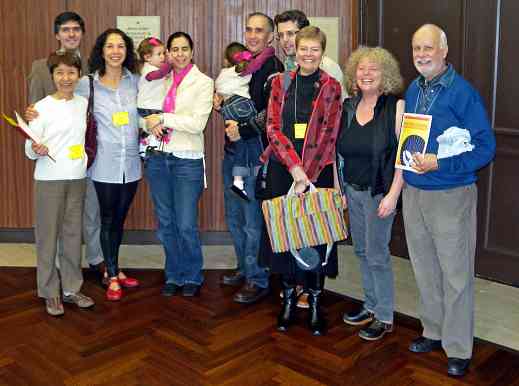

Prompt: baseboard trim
[{"left": 0, "top": 229, "right": 233, "bottom": 245}]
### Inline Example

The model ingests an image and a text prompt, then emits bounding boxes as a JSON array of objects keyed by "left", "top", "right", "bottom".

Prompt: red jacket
[{"left": 261, "top": 70, "right": 342, "bottom": 182}]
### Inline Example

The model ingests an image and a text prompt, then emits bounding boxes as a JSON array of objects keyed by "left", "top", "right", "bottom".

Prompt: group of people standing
[{"left": 24, "top": 8, "right": 495, "bottom": 378}]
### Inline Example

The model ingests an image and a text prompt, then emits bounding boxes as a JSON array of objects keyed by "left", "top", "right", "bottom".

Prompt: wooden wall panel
[
  {"left": 0, "top": 0, "right": 353, "bottom": 232},
  {"left": 0, "top": 0, "right": 66, "bottom": 228}
]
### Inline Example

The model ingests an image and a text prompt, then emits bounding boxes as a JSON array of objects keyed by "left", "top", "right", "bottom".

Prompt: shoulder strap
[{"left": 88, "top": 75, "right": 94, "bottom": 113}]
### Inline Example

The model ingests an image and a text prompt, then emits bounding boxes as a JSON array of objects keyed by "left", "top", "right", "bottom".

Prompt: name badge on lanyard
[{"left": 294, "top": 123, "right": 307, "bottom": 139}]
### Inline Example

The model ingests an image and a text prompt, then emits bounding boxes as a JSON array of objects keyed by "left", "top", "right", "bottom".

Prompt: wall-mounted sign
[
  {"left": 308, "top": 17, "right": 340, "bottom": 64},
  {"left": 116, "top": 16, "right": 161, "bottom": 48}
]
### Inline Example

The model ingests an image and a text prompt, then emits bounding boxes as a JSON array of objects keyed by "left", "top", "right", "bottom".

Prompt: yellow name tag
[
  {"left": 112, "top": 111, "right": 129, "bottom": 126},
  {"left": 294, "top": 123, "right": 307, "bottom": 139},
  {"left": 68, "top": 144, "right": 84, "bottom": 160}
]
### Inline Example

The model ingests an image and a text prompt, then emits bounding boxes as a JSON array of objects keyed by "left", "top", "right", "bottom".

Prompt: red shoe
[
  {"left": 119, "top": 276, "right": 139, "bottom": 288},
  {"left": 106, "top": 279, "right": 123, "bottom": 301}
]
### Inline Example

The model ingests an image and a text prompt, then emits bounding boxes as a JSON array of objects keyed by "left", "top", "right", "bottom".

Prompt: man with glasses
[
  {"left": 28, "top": 12, "right": 106, "bottom": 285},
  {"left": 274, "top": 9, "right": 346, "bottom": 100}
]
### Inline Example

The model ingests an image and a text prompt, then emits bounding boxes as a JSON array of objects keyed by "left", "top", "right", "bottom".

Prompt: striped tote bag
[{"left": 262, "top": 183, "right": 348, "bottom": 254}]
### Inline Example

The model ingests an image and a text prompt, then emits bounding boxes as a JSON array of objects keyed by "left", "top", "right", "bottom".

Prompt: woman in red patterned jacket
[{"left": 259, "top": 26, "right": 342, "bottom": 335}]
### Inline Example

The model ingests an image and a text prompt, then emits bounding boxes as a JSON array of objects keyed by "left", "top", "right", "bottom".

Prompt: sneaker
[
  {"left": 343, "top": 307, "right": 374, "bottom": 326},
  {"left": 45, "top": 297, "right": 64, "bottom": 316},
  {"left": 63, "top": 292, "right": 95, "bottom": 309},
  {"left": 358, "top": 319, "right": 393, "bottom": 341}
]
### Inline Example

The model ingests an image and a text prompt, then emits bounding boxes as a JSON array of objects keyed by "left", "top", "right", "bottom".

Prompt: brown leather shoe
[
  {"left": 233, "top": 282, "right": 269, "bottom": 304},
  {"left": 221, "top": 271, "right": 245, "bottom": 287}
]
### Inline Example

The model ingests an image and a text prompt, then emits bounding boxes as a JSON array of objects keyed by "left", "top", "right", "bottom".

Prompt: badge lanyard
[{"left": 413, "top": 84, "right": 441, "bottom": 114}]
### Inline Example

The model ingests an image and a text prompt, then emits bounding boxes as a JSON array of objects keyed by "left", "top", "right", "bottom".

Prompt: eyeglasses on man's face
[{"left": 276, "top": 30, "right": 299, "bottom": 41}]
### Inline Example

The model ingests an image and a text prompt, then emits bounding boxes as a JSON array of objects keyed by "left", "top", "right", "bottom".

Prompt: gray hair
[{"left": 416, "top": 24, "right": 448, "bottom": 49}]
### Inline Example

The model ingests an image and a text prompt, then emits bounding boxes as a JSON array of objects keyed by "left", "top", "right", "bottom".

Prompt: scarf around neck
[
  {"left": 163, "top": 63, "right": 194, "bottom": 113},
  {"left": 239, "top": 47, "right": 275, "bottom": 76}
]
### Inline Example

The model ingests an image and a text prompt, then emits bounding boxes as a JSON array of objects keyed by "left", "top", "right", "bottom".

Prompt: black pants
[{"left": 93, "top": 180, "right": 139, "bottom": 277}]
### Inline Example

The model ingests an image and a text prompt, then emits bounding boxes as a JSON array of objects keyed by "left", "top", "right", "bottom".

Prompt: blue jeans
[
  {"left": 145, "top": 153, "right": 204, "bottom": 286},
  {"left": 223, "top": 152, "right": 269, "bottom": 288},
  {"left": 345, "top": 184, "right": 395, "bottom": 323}
]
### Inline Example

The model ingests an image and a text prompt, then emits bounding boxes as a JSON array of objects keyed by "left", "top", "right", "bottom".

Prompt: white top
[
  {"left": 25, "top": 95, "right": 88, "bottom": 181},
  {"left": 137, "top": 62, "right": 165, "bottom": 111},
  {"left": 320, "top": 56, "right": 347, "bottom": 100},
  {"left": 157, "top": 65, "right": 214, "bottom": 154},
  {"left": 214, "top": 67, "right": 251, "bottom": 101}
]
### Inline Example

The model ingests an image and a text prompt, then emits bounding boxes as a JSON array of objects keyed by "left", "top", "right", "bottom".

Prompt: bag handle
[
  {"left": 290, "top": 244, "right": 333, "bottom": 268},
  {"left": 287, "top": 181, "right": 317, "bottom": 196}
]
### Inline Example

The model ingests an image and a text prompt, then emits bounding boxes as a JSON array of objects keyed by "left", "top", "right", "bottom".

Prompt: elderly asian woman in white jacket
[{"left": 143, "top": 31, "right": 214, "bottom": 297}]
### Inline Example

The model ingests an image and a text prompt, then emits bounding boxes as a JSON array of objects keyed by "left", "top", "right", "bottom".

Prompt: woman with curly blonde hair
[{"left": 336, "top": 46, "right": 405, "bottom": 341}]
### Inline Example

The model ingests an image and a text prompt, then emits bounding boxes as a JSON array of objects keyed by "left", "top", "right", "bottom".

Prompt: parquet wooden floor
[{"left": 0, "top": 268, "right": 517, "bottom": 386}]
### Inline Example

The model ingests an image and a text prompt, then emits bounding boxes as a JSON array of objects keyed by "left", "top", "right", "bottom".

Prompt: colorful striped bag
[{"left": 261, "top": 183, "right": 348, "bottom": 254}]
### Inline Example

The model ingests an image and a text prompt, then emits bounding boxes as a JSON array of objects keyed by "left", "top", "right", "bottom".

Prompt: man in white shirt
[{"left": 274, "top": 9, "right": 346, "bottom": 100}]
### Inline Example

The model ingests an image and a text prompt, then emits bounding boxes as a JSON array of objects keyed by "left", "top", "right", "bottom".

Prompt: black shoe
[
  {"left": 182, "top": 284, "right": 201, "bottom": 297},
  {"left": 161, "top": 283, "right": 181, "bottom": 297},
  {"left": 358, "top": 319, "right": 393, "bottom": 341},
  {"left": 221, "top": 271, "right": 245, "bottom": 287},
  {"left": 233, "top": 283, "right": 269, "bottom": 304},
  {"left": 447, "top": 358, "right": 470, "bottom": 377},
  {"left": 89, "top": 261, "right": 108, "bottom": 287},
  {"left": 409, "top": 336, "right": 442, "bottom": 353},
  {"left": 307, "top": 289, "right": 326, "bottom": 336},
  {"left": 343, "top": 308, "right": 374, "bottom": 326},
  {"left": 230, "top": 185, "right": 250, "bottom": 201},
  {"left": 277, "top": 283, "right": 297, "bottom": 332}
]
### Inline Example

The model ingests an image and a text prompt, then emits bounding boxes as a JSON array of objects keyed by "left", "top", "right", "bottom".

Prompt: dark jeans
[
  {"left": 223, "top": 152, "right": 269, "bottom": 288},
  {"left": 93, "top": 180, "right": 139, "bottom": 278},
  {"left": 221, "top": 95, "right": 262, "bottom": 177},
  {"left": 145, "top": 153, "right": 204, "bottom": 286}
]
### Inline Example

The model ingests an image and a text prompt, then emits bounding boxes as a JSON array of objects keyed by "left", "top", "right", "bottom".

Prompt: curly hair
[
  {"left": 88, "top": 28, "right": 137, "bottom": 76},
  {"left": 345, "top": 46, "right": 404, "bottom": 96}
]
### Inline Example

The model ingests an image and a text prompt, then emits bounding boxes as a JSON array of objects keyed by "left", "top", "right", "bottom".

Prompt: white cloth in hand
[{"left": 436, "top": 126, "right": 475, "bottom": 159}]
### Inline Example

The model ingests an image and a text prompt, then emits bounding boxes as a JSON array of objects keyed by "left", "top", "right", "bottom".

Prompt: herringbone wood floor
[{"left": 0, "top": 268, "right": 517, "bottom": 386}]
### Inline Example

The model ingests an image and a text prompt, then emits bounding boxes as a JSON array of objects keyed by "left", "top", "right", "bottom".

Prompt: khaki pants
[
  {"left": 35, "top": 179, "right": 86, "bottom": 298},
  {"left": 403, "top": 184, "right": 477, "bottom": 359}
]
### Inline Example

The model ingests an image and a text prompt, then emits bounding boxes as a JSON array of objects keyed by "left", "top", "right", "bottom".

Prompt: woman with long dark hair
[{"left": 76, "top": 28, "right": 141, "bottom": 301}]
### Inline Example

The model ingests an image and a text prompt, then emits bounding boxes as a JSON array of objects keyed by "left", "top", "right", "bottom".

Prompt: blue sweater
[{"left": 404, "top": 67, "right": 496, "bottom": 190}]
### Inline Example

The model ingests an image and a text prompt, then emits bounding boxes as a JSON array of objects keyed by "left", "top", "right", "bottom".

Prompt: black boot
[
  {"left": 277, "top": 281, "right": 297, "bottom": 332},
  {"left": 306, "top": 273, "right": 326, "bottom": 336}
]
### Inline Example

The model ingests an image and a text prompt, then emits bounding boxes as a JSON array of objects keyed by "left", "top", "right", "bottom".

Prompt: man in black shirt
[{"left": 217, "top": 12, "right": 283, "bottom": 304}]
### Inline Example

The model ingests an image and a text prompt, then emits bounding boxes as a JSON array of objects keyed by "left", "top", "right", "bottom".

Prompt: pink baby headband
[
  {"left": 148, "top": 37, "right": 161, "bottom": 46},
  {"left": 232, "top": 50, "right": 252, "bottom": 63}
]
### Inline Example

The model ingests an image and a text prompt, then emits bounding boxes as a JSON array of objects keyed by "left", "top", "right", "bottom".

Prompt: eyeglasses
[{"left": 276, "top": 30, "right": 299, "bottom": 41}]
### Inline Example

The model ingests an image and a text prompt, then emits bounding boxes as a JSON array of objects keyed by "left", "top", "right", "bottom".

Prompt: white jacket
[{"left": 160, "top": 64, "right": 214, "bottom": 153}]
